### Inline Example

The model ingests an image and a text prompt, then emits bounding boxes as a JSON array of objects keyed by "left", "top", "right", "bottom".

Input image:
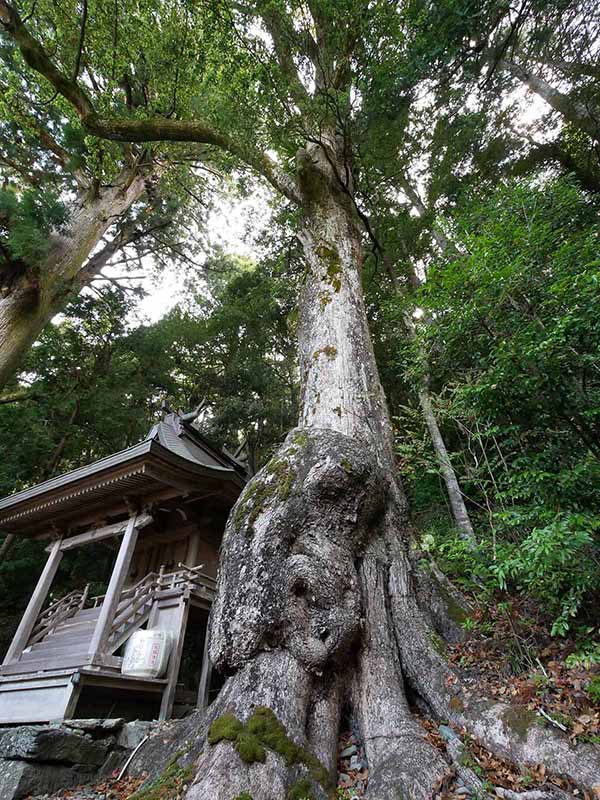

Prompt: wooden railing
[
  {"left": 158, "top": 563, "right": 216, "bottom": 596},
  {"left": 107, "top": 572, "right": 160, "bottom": 648},
  {"left": 28, "top": 584, "right": 89, "bottom": 647},
  {"left": 90, "top": 564, "right": 216, "bottom": 653},
  {"left": 24, "top": 564, "right": 216, "bottom": 656}
]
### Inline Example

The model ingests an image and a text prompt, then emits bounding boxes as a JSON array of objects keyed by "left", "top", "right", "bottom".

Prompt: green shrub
[
  {"left": 586, "top": 676, "right": 600, "bottom": 705},
  {"left": 490, "top": 513, "right": 599, "bottom": 635}
]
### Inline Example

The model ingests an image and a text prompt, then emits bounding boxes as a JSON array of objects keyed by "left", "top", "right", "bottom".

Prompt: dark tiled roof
[{"left": 0, "top": 413, "right": 246, "bottom": 516}]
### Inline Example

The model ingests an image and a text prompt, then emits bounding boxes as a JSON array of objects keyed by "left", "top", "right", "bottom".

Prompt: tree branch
[
  {"left": 500, "top": 58, "right": 600, "bottom": 142},
  {"left": 0, "top": 388, "right": 34, "bottom": 404},
  {"left": 260, "top": 7, "right": 311, "bottom": 107},
  {"left": 0, "top": 0, "right": 94, "bottom": 117},
  {"left": 0, "top": 0, "right": 301, "bottom": 204}
]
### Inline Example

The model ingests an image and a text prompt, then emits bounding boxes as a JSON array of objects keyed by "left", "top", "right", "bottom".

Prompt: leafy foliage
[{"left": 392, "top": 176, "right": 600, "bottom": 636}]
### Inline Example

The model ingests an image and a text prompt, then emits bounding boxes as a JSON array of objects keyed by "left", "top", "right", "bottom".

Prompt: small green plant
[
  {"left": 520, "top": 769, "right": 534, "bottom": 787},
  {"left": 532, "top": 672, "right": 551, "bottom": 695},
  {"left": 565, "top": 639, "right": 600, "bottom": 669},
  {"left": 586, "top": 676, "right": 600, "bottom": 704},
  {"left": 489, "top": 513, "right": 599, "bottom": 635},
  {"left": 128, "top": 757, "right": 193, "bottom": 800},
  {"left": 287, "top": 778, "right": 315, "bottom": 800}
]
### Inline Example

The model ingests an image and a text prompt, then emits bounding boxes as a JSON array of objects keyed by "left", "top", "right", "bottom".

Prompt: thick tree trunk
[
  {"left": 181, "top": 148, "right": 451, "bottom": 798},
  {"left": 0, "top": 170, "right": 146, "bottom": 389},
  {"left": 134, "top": 148, "right": 600, "bottom": 800}
]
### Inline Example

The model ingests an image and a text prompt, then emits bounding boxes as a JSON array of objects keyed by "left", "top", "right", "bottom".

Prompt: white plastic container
[{"left": 121, "top": 629, "right": 173, "bottom": 679}]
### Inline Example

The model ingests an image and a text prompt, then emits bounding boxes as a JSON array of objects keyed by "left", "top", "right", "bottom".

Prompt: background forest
[{"left": 0, "top": 0, "right": 599, "bottom": 765}]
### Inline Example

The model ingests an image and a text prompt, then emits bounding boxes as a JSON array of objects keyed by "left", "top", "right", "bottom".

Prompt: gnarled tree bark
[{"left": 149, "top": 146, "right": 600, "bottom": 800}]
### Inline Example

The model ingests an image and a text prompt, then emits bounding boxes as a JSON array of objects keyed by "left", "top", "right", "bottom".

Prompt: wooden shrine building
[{"left": 0, "top": 410, "right": 246, "bottom": 725}]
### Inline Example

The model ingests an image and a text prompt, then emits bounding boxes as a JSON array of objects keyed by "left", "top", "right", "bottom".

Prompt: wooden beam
[
  {"left": 3, "top": 539, "right": 63, "bottom": 665},
  {"left": 46, "top": 513, "right": 152, "bottom": 553},
  {"left": 87, "top": 515, "right": 141, "bottom": 659}
]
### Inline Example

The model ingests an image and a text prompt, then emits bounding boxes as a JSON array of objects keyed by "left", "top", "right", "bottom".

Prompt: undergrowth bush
[{"left": 422, "top": 510, "right": 600, "bottom": 637}]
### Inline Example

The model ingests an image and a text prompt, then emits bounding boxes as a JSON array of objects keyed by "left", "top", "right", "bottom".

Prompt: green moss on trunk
[{"left": 208, "top": 707, "right": 332, "bottom": 791}]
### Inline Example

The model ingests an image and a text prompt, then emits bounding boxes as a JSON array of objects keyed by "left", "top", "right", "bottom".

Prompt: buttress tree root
[{"left": 130, "top": 428, "right": 600, "bottom": 800}]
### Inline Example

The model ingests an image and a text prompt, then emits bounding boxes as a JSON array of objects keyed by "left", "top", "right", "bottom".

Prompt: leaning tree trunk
[
  {"left": 155, "top": 146, "right": 600, "bottom": 800},
  {"left": 399, "top": 178, "right": 476, "bottom": 543},
  {"left": 501, "top": 59, "right": 600, "bottom": 143},
  {"left": 0, "top": 170, "right": 146, "bottom": 389},
  {"left": 404, "top": 308, "right": 476, "bottom": 545},
  {"left": 416, "top": 377, "right": 476, "bottom": 544}
]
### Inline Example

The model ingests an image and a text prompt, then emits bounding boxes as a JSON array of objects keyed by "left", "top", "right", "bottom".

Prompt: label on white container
[{"left": 122, "top": 629, "right": 173, "bottom": 679}]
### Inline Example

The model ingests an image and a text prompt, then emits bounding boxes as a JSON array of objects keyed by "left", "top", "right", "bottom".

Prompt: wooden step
[
  {"left": 49, "top": 618, "right": 97, "bottom": 636},
  {"left": 1, "top": 652, "right": 92, "bottom": 675},
  {"left": 44, "top": 627, "right": 96, "bottom": 646},
  {"left": 48, "top": 618, "right": 96, "bottom": 634},
  {"left": 21, "top": 642, "right": 91, "bottom": 661},
  {"left": 72, "top": 607, "right": 102, "bottom": 621},
  {"left": 28, "top": 633, "right": 92, "bottom": 655}
]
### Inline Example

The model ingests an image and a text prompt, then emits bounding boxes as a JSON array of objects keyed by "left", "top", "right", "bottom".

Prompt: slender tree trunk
[
  {"left": 502, "top": 59, "right": 600, "bottom": 143},
  {"left": 399, "top": 176, "right": 476, "bottom": 543},
  {"left": 417, "top": 378, "right": 476, "bottom": 543},
  {"left": 406, "top": 319, "right": 476, "bottom": 544},
  {"left": 0, "top": 170, "right": 146, "bottom": 389},
  {"left": 403, "top": 307, "right": 476, "bottom": 544}
]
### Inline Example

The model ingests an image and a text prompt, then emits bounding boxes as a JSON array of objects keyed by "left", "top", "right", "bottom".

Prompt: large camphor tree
[{"left": 1, "top": 1, "right": 599, "bottom": 797}]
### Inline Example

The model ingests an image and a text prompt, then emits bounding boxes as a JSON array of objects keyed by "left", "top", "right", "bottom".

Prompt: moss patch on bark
[
  {"left": 312, "top": 345, "right": 338, "bottom": 361},
  {"left": 233, "top": 454, "right": 296, "bottom": 535},
  {"left": 208, "top": 707, "right": 331, "bottom": 790},
  {"left": 315, "top": 243, "right": 342, "bottom": 293},
  {"left": 429, "top": 630, "right": 448, "bottom": 658},
  {"left": 502, "top": 705, "right": 539, "bottom": 741},
  {"left": 287, "top": 777, "right": 316, "bottom": 799}
]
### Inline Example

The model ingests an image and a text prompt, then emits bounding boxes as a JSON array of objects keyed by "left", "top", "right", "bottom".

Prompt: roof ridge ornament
[{"left": 179, "top": 399, "right": 207, "bottom": 425}]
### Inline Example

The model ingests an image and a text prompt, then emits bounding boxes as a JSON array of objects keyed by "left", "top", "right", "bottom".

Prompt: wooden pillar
[
  {"left": 3, "top": 539, "right": 63, "bottom": 665},
  {"left": 158, "top": 598, "right": 189, "bottom": 721},
  {"left": 185, "top": 531, "right": 201, "bottom": 567},
  {"left": 196, "top": 623, "right": 212, "bottom": 710},
  {"left": 88, "top": 514, "right": 140, "bottom": 661}
]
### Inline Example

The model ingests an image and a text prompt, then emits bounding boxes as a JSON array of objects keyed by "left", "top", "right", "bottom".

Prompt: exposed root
[
  {"left": 494, "top": 789, "right": 574, "bottom": 800},
  {"left": 389, "top": 554, "right": 600, "bottom": 794},
  {"left": 353, "top": 557, "right": 452, "bottom": 799},
  {"left": 439, "top": 725, "right": 488, "bottom": 795}
]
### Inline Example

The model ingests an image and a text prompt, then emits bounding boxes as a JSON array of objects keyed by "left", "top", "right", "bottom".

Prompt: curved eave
[{"left": 0, "top": 440, "right": 245, "bottom": 537}]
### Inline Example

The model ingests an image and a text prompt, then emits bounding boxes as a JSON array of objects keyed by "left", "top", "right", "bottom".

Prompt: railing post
[
  {"left": 79, "top": 584, "right": 90, "bottom": 610},
  {"left": 3, "top": 538, "right": 63, "bottom": 665},
  {"left": 88, "top": 514, "right": 140, "bottom": 662}
]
